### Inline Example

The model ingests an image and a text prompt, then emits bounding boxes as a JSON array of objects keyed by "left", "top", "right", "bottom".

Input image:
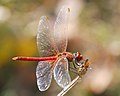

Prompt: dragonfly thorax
[
  {"left": 59, "top": 52, "right": 83, "bottom": 62},
  {"left": 57, "top": 52, "right": 73, "bottom": 62}
]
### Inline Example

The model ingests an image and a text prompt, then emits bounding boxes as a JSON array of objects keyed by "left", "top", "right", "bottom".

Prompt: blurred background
[{"left": 0, "top": 0, "right": 120, "bottom": 96}]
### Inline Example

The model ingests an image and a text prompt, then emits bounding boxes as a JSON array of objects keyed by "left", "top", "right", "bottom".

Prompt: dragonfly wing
[
  {"left": 36, "top": 61, "right": 53, "bottom": 91},
  {"left": 37, "top": 16, "right": 58, "bottom": 57},
  {"left": 54, "top": 57, "right": 71, "bottom": 88},
  {"left": 54, "top": 6, "right": 70, "bottom": 52}
]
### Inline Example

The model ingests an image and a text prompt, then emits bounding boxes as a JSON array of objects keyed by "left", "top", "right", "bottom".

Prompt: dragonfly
[{"left": 12, "top": 6, "right": 90, "bottom": 93}]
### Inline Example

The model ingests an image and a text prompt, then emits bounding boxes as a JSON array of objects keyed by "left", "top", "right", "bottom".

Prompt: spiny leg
[{"left": 68, "top": 62, "right": 80, "bottom": 76}]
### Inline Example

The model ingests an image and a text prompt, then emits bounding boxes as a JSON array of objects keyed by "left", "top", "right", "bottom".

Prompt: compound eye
[
  {"left": 76, "top": 52, "right": 80, "bottom": 57},
  {"left": 73, "top": 53, "right": 77, "bottom": 58},
  {"left": 76, "top": 52, "right": 83, "bottom": 61}
]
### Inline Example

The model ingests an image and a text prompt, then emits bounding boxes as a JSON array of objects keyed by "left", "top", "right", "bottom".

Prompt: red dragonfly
[{"left": 13, "top": 6, "right": 90, "bottom": 92}]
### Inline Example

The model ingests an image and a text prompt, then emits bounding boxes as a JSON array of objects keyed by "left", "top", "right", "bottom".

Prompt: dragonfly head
[
  {"left": 73, "top": 52, "right": 91, "bottom": 77},
  {"left": 73, "top": 52, "right": 83, "bottom": 62}
]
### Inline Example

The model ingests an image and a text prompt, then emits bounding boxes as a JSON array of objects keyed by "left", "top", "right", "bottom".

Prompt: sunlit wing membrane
[
  {"left": 54, "top": 57, "right": 71, "bottom": 88},
  {"left": 37, "top": 16, "right": 58, "bottom": 57},
  {"left": 54, "top": 6, "right": 70, "bottom": 53},
  {"left": 36, "top": 61, "right": 53, "bottom": 91}
]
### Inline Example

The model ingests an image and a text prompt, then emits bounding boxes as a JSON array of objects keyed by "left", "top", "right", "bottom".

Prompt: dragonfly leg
[
  {"left": 69, "top": 66, "right": 77, "bottom": 71},
  {"left": 72, "top": 62, "right": 77, "bottom": 69},
  {"left": 68, "top": 62, "right": 77, "bottom": 71},
  {"left": 68, "top": 62, "right": 70, "bottom": 71},
  {"left": 69, "top": 67, "right": 80, "bottom": 76},
  {"left": 68, "top": 63, "right": 80, "bottom": 76}
]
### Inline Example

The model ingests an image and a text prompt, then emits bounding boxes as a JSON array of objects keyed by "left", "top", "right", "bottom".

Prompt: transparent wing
[
  {"left": 54, "top": 57, "right": 71, "bottom": 88},
  {"left": 54, "top": 6, "right": 70, "bottom": 52},
  {"left": 37, "top": 16, "right": 58, "bottom": 57},
  {"left": 36, "top": 61, "right": 53, "bottom": 91}
]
